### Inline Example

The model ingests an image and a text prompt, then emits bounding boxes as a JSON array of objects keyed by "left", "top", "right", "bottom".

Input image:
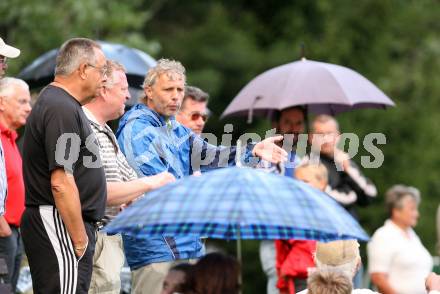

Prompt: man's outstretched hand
[{"left": 252, "top": 136, "right": 288, "bottom": 164}]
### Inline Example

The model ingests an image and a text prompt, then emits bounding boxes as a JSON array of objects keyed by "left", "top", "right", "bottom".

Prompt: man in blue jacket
[{"left": 116, "top": 58, "right": 287, "bottom": 294}]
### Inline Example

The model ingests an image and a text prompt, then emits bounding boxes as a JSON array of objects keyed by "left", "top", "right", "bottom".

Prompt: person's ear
[
  {"left": 319, "top": 181, "right": 327, "bottom": 192},
  {"left": 355, "top": 257, "right": 362, "bottom": 274},
  {"left": 99, "top": 86, "right": 107, "bottom": 99},
  {"left": 78, "top": 63, "right": 88, "bottom": 80},
  {"left": 145, "top": 86, "right": 153, "bottom": 101}
]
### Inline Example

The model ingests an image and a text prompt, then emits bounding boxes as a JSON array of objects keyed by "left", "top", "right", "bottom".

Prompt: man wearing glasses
[
  {"left": 0, "top": 38, "right": 21, "bottom": 293},
  {"left": 176, "top": 86, "right": 210, "bottom": 135},
  {"left": 83, "top": 60, "right": 175, "bottom": 293},
  {"left": 22, "top": 38, "right": 108, "bottom": 294},
  {"left": 0, "top": 37, "right": 21, "bottom": 201},
  {"left": 0, "top": 37, "right": 20, "bottom": 79},
  {"left": 0, "top": 37, "right": 20, "bottom": 242}
]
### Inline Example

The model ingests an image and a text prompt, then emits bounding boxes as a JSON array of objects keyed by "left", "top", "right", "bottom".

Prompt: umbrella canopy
[
  {"left": 222, "top": 58, "right": 395, "bottom": 120},
  {"left": 18, "top": 41, "right": 156, "bottom": 106},
  {"left": 105, "top": 167, "right": 369, "bottom": 242}
]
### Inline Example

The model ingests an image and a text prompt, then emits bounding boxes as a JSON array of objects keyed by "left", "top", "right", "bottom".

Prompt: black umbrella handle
[{"left": 247, "top": 96, "right": 262, "bottom": 124}]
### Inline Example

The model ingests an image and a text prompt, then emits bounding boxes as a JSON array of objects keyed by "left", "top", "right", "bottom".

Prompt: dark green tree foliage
[
  {"left": 0, "top": 0, "right": 160, "bottom": 74},
  {"left": 146, "top": 0, "right": 439, "bottom": 253}
]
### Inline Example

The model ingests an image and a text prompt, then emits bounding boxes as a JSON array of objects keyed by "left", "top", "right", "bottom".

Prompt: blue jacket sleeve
[{"left": 189, "top": 133, "right": 258, "bottom": 173}]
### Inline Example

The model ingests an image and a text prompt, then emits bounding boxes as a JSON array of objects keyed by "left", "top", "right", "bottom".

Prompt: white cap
[{"left": 0, "top": 38, "right": 20, "bottom": 58}]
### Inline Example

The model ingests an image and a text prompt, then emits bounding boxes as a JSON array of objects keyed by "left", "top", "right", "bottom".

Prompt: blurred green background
[{"left": 1, "top": 0, "right": 439, "bottom": 292}]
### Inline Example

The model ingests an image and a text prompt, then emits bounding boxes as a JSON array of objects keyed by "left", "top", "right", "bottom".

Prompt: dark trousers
[
  {"left": 294, "top": 278, "right": 307, "bottom": 292},
  {"left": 21, "top": 206, "right": 96, "bottom": 294},
  {"left": 0, "top": 225, "right": 23, "bottom": 292}
]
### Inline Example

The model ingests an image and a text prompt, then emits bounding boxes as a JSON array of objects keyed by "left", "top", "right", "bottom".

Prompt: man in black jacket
[
  {"left": 309, "top": 114, "right": 377, "bottom": 218},
  {"left": 308, "top": 115, "right": 377, "bottom": 288}
]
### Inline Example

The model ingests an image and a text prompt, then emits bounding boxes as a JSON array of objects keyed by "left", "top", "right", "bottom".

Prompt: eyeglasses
[
  {"left": 0, "top": 56, "right": 7, "bottom": 64},
  {"left": 188, "top": 112, "right": 209, "bottom": 122},
  {"left": 87, "top": 63, "right": 107, "bottom": 76}
]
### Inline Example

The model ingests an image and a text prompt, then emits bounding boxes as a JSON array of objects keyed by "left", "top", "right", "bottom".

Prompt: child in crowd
[
  {"left": 192, "top": 252, "right": 240, "bottom": 294},
  {"left": 307, "top": 271, "right": 352, "bottom": 294},
  {"left": 276, "top": 163, "right": 329, "bottom": 294},
  {"left": 161, "top": 253, "right": 240, "bottom": 294},
  {"left": 161, "top": 263, "right": 194, "bottom": 294}
]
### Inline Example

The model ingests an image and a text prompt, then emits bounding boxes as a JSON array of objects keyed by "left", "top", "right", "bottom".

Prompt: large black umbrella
[{"left": 18, "top": 41, "right": 156, "bottom": 106}]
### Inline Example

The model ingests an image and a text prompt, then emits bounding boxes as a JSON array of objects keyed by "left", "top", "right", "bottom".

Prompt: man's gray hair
[
  {"left": 142, "top": 58, "right": 186, "bottom": 88},
  {"left": 55, "top": 38, "right": 101, "bottom": 76},
  {"left": 385, "top": 184, "right": 421, "bottom": 216},
  {"left": 103, "top": 60, "right": 126, "bottom": 89},
  {"left": 0, "top": 77, "right": 29, "bottom": 98}
]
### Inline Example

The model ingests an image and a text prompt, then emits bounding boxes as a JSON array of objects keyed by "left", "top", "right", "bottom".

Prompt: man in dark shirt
[
  {"left": 308, "top": 114, "right": 377, "bottom": 289},
  {"left": 260, "top": 106, "right": 307, "bottom": 294},
  {"left": 21, "top": 38, "right": 107, "bottom": 294},
  {"left": 309, "top": 114, "right": 377, "bottom": 217}
]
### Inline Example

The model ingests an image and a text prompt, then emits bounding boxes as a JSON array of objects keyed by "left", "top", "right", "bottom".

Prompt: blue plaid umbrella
[{"left": 105, "top": 167, "right": 369, "bottom": 242}]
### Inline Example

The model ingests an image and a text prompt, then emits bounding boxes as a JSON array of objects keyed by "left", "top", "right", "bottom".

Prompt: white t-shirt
[
  {"left": 297, "top": 289, "right": 378, "bottom": 294},
  {"left": 368, "top": 220, "right": 433, "bottom": 294}
]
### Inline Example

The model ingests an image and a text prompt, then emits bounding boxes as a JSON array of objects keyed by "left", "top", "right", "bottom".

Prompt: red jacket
[
  {"left": 275, "top": 239, "right": 316, "bottom": 294},
  {"left": 0, "top": 124, "right": 25, "bottom": 227}
]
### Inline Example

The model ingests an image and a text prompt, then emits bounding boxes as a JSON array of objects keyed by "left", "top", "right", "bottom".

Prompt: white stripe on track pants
[{"left": 21, "top": 206, "right": 96, "bottom": 294}]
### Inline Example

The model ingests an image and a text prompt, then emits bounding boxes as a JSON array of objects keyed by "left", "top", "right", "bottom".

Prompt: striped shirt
[
  {"left": 83, "top": 107, "right": 137, "bottom": 220},
  {"left": 0, "top": 140, "right": 6, "bottom": 216}
]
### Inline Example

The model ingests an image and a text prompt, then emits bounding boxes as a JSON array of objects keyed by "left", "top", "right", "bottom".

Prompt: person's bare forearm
[
  {"left": 371, "top": 273, "right": 397, "bottom": 294},
  {"left": 51, "top": 169, "right": 87, "bottom": 249},
  {"left": 0, "top": 216, "right": 11, "bottom": 237},
  {"left": 106, "top": 179, "right": 150, "bottom": 206},
  {"left": 107, "top": 172, "right": 175, "bottom": 206}
]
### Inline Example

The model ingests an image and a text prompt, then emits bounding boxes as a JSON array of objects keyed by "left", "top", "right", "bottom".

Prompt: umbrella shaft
[{"left": 236, "top": 228, "right": 242, "bottom": 294}]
